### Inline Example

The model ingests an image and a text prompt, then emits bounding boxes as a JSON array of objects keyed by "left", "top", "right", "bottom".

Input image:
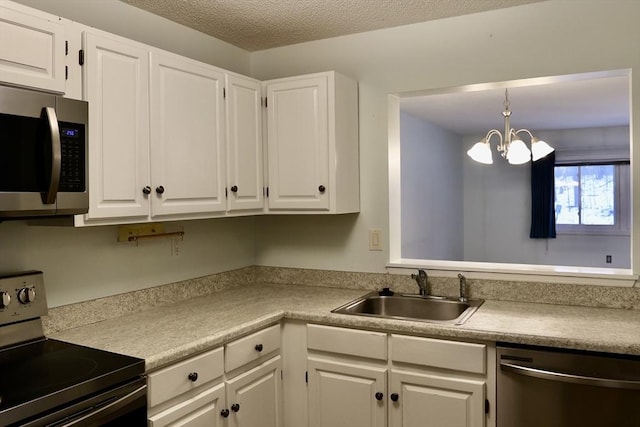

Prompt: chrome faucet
[
  {"left": 458, "top": 273, "right": 468, "bottom": 303},
  {"left": 411, "top": 269, "right": 428, "bottom": 296}
]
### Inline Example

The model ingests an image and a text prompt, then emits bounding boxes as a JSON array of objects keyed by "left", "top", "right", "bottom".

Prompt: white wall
[
  {"left": 400, "top": 112, "right": 463, "bottom": 260},
  {"left": 1, "top": 0, "right": 256, "bottom": 307},
  {"left": 251, "top": 0, "right": 640, "bottom": 274}
]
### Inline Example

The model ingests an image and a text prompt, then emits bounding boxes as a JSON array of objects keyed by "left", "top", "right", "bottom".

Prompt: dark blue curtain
[{"left": 530, "top": 151, "right": 556, "bottom": 238}]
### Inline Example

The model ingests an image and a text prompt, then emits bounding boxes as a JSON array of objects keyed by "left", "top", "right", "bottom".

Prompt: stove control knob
[
  {"left": 0, "top": 291, "right": 10, "bottom": 308},
  {"left": 17, "top": 287, "right": 36, "bottom": 304}
]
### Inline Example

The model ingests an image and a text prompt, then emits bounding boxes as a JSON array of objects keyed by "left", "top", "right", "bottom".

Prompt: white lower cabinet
[
  {"left": 308, "top": 358, "right": 386, "bottom": 427},
  {"left": 304, "top": 324, "right": 492, "bottom": 427},
  {"left": 148, "top": 324, "right": 283, "bottom": 427},
  {"left": 389, "top": 370, "right": 485, "bottom": 427},
  {"left": 226, "top": 356, "right": 283, "bottom": 427},
  {"left": 148, "top": 382, "right": 227, "bottom": 427}
]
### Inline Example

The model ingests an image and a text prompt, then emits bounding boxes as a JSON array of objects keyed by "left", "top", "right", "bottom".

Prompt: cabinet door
[
  {"left": 266, "top": 75, "right": 330, "bottom": 211},
  {"left": 150, "top": 52, "right": 226, "bottom": 217},
  {"left": 389, "top": 370, "right": 485, "bottom": 427},
  {"left": 308, "top": 357, "right": 386, "bottom": 427},
  {"left": 226, "top": 74, "right": 264, "bottom": 212},
  {"left": 83, "top": 31, "right": 151, "bottom": 220},
  {"left": 0, "top": 5, "right": 65, "bottom": 93},
  {"left": 148, "top": 381, "right": 227, "bottom": 427},
  {"left": 226, "top": 356, "right": 283, "bottom": 427}
]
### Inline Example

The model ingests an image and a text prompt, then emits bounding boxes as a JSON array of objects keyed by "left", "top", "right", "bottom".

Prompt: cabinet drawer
[
  {"left": 390, "top": 334, "right": 486, "bottom": 374},
  {"left": 148, "top": 347, "right": 224, "bottom": 407},
  {"left": 225, "top": 324, "right": 281, "bottom": 372},
  {"left": 148, "top": 381, "right": 225, "bottom": 427},
  {"left": 307, "top": 324, "right": 387, "bottom": 360}
]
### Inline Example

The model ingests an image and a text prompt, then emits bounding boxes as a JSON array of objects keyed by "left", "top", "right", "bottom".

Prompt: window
[{"left": 554, "top": 163, "right": 630, "bottom": 234}]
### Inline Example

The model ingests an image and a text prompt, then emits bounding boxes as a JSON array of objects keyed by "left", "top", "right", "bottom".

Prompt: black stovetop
[{"left": 0, "top": 338, "right": 144, "bottom": 426}]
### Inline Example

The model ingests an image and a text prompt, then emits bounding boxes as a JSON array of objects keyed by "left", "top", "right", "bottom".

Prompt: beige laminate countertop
[{"left": 50, "top": 283, "right": 640, "bottom": 371}]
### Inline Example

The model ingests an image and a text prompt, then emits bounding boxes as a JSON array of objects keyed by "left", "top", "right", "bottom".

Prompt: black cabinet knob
[
  {"left": 318, "top": 185, "right": 326, "bottom": 193},
  {"left": 231, "top": 185, "right": 238, "bottom": 193},
  {"left": 187, "top": 372, "right": 198, "bottom": 382},
  {"left": 142, "top": 186, "right": 151, "bottom": 195},
  {"left": 390, "top": 393, "right": 399, "bottom": 402},
  {"left": 375, "top": 392, "right": 384, "bottom": 401},
  {"left": 231, "top": 403, "right": 240, "bottom": 412},
  {"left": 255, "top": 344, "right": 263, "bottom": 352},
  {"left": 220, "top": 409, "right": 230, "bottom": 418},
  {"left": 156, "top": 185, "right": 165, "bottom": 194}
]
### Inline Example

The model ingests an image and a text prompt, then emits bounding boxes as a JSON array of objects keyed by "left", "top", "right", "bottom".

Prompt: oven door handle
[
  {"left": 42, "top": 106, "right": 61, "bottom": 205},
  {"left": 500, "top": 361, "right": 640, "bottom": 390},
  {"left": 62, "top": 384, "right": 147, "bottom": 426}
]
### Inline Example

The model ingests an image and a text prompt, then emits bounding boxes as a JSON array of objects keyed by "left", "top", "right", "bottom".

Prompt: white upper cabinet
[
  {"left": 82, "top": 31, "right": 150, "bottom": 221},
  {"left": 77, "top": 30, "right": 230, "bottom": 225},
  {"left": 264, "top": 71, "right": 359, "bottom": 214},
  {"left": 225, "top": 73, "right": 264, "bottom": 213},
  {"left": 150, "top": 51, "right": 226, "bottom": 217},
  {"left": 0, "top": 2, "right": 66, "bottom": 93}
]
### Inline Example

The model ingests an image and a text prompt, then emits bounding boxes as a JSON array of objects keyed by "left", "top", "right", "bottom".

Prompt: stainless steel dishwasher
[{"left": 497, "top": 344, "right": 640, "bottom": 427}]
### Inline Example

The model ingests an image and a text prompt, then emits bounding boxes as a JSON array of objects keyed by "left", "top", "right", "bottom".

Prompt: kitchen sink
[{"left": 331, "top": 292, "right": 483, "bottom": 325}]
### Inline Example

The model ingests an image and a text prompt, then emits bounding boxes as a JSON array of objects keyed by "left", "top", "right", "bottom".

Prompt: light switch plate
[{"left": 369, "top": 229, "right": 383, "bottom": 251}]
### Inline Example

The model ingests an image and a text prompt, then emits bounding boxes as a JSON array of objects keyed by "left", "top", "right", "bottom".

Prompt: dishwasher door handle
[{"left": 500, "top": 361, "right": 640, "bottom": 390}]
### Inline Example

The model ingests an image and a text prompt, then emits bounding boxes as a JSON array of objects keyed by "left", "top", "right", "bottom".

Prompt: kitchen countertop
[{"left": 50, "top": 282, "right": 640, "bottom": 371}]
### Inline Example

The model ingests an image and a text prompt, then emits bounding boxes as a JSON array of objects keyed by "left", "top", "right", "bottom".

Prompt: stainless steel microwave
[{"left": 0, "top": 86, "right": 88, "bottom": 218}]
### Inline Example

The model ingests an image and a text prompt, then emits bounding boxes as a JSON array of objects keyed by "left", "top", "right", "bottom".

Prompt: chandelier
[{"left": 466, "top": 89, "right": 554, "bottom": 165}]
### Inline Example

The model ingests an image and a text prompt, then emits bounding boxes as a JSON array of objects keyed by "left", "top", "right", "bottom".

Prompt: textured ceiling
[{"left": 119, "top": 0, "right": 543, "bottom": 51}]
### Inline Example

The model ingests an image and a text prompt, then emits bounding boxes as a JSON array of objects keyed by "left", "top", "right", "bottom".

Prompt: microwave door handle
[
  {"left": 42, "top": 106, "right": 61, "bottom": 205},
  {"left": 500, "top": 361, "right": 640, "bottom": 390}
]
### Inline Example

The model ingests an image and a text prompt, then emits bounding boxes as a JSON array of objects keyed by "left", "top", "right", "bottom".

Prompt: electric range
[{"left": 0, "top": 271, "right": 146, "bottom": 427}]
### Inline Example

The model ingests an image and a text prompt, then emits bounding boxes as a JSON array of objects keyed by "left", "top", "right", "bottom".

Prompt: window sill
[{"left": 387, "top": 258, "right": 637, "bottom": 287}]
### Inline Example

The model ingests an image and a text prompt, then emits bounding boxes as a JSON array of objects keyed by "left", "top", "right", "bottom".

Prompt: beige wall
[
  {"left": 251, "top": 0, "right": 640, "bottom": 274},
  {"left": 3, "top": 0, "right": 639, "bottom": 306},
  {"left": 2, "top": 0, "right": 256, "bottom": 307}
]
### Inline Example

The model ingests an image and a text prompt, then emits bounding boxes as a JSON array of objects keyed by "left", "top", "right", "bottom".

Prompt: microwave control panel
[{"left": 59, "top": 122, "right": 86, "bottom": 192}]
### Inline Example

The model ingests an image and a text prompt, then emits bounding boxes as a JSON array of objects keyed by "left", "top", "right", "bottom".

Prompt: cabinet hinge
[
  {"left": 65, "top": 66, "right": 68, "bottom": 81},
  {"left": 485, "top": 399, "right": 490, "bottom": 414},
  {"left": 79, "top": 49, "right": 85, "bottom": 66},
  {"left": 305, "top": 371, "right": 308, "bottom": 383},
  {"left": 265, "top": 187, "right": 269, "bottom": 198},
  {"left": 281, "top": 370, "right": 283, "bottom": 380},
  {"left": 223, "top": 87, "right": 226, "bottom": 99},
  {"left": 265, "top": 97, "right": 268, "bottom": 108},
  {"left": 65, "top": 40, "right": 69, "bottom": 56},
  {"left": 225, "top": 187, "right": 228, "bottom": 199}
]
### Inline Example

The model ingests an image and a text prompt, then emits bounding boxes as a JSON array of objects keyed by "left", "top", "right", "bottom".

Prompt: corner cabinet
[
  {"left": 225, "top": 73, "right": 264, "bottom": 214},
  {"left": 0, "top": 2, "right": 66, "bottom": 93},
  {"left": 264, "top": 71, "right": 360, "bottom": 214}
]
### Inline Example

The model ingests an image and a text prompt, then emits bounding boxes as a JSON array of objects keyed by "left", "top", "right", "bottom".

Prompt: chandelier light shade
[{"left": 467, "top": 89, "right": 554, "bottom": 165}]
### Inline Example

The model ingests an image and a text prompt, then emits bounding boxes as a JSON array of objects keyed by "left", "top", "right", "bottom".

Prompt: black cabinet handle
[
  {"left": 231, "top": 185, "right": 238, "bottom": 193},
  {"left": 220, "top": 409, "right": 230, "bottom": 418},
  {"left": 318, "top": 185, "right": 326, "bottom": 193},
  {"left": 255, "top": 344, "right": 263, "bottom": 352},
  {"left": 231, "top": 403, "right": 240, "bottom": 412},
  {"left": 375, "top": 392, "right": 384, "bottom": 401},
  {"left": 390, "top": 393, "right": 399, "bottom": 402},
  {"left": 142, "top": 186, "right": 151, "bottom": 195},
  {"left": 187, "top": 372, "right": 198, "bottom": 382},
  {"left": 156, "top": 185, "right": 165, "bottom": 194}
]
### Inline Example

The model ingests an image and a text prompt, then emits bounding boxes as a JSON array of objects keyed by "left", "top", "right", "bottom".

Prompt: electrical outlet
[
  {"left": 606, "top": 255, "right": 612, "bottom": 263},
  {"left": 369, "top": 229, "right": 383, "bottom": 251}
]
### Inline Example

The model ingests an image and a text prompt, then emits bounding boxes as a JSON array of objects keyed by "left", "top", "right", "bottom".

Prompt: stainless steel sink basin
[{"left": 331, "top": 292, "right": 483, "bottom": 325}]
